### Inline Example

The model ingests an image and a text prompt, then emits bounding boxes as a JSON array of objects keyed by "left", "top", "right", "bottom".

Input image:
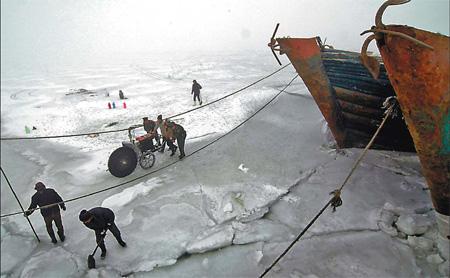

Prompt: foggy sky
[{"left": 1, "top": 0, "right": 449, "bottom": 70}]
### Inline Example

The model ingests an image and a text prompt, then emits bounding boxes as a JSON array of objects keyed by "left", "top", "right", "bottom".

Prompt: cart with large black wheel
[{"left": 108, "top": 125, "right": 160, "bottom": 177}]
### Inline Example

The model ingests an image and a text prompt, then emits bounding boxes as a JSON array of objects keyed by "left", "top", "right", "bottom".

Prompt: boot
[
  {"left": 158, "top": 141, "right": 165, "bottom": 153},
  {"left": 170, "top": 146, "right": 177, "bottom": 156},
  {"left": 179, "top": 154, "right": 185, "bottom": 160},
  {"left": 101, "top": 249, "right": 107, "bottom": 259},
  {"left": 118, "top": 239, "right": 127, "bottom": 247},
  {"left": 49, "top": 232, "right": 57, "bottom": 244},
  {"left": 58, "top": 230, "right": 65, "bottom": 242}
]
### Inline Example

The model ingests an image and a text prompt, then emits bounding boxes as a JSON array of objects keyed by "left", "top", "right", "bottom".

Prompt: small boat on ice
[{"left": 268, "top": 26, "right": 415, "bottom": 152}]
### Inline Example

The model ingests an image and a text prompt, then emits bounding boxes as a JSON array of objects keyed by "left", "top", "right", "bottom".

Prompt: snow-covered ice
[{"left": 1, "top": 52, "right": 448, "bottom": 277}]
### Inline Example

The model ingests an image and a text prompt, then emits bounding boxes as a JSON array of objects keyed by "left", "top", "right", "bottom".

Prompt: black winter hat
[
  {"left": 79, "top": 209, "right": 92, "bottom": 222},
  {"left": 34, "top": 182, "right": 46, "bottom": 190}
]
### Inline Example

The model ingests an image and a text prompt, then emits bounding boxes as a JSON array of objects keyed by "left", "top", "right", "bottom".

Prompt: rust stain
[
  {"left": 276, "top": 37, "right": 347, "bottom": 147},
  {"left": 377, "top": 25, "right": 450, "bottom": 215}
]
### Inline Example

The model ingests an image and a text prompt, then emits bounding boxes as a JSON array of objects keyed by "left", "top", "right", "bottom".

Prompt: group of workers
[
  {"left": 21, "top": 80, "right": 205, "bottom": 259},
  {"left": 142, "top": 114, "right": 186, "bottom": 160},
  {"left": 25, "top": 182, "right": 125, "bottom": 259},
  {"left": 140, "top": 79, "right": 202, "bottom": 160}
]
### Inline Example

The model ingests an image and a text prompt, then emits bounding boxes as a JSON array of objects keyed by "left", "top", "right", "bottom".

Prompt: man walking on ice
[{"left": 191, "top": 80, "right": 202, "bottom": 105}]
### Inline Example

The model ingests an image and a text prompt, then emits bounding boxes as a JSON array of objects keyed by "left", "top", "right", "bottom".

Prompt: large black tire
[{"left": 108, "top": 147, "right": 137, "bottom": 177}]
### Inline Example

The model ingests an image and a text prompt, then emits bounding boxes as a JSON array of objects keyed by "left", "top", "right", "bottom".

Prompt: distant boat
[
  {"left": 268, "top": 26, "right": 415, "bottom": 152},
  {"left": 361, "top": 0, "right": 449, "bottom": 216}
]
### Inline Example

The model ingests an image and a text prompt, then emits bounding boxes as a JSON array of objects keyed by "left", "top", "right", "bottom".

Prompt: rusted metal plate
[
  {"left": 276, "top": 38, "right": 347, "bottom": 147},
  {"left": 275, "top": 37, "right": 415, "bottom": 152},
  {"left": 376, "top": 25, "right": 450, "bottom": 215}
]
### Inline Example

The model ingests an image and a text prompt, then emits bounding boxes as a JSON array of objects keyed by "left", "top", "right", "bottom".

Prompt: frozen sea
[{"left": 1, "top": 51, "right": 448, "bottom": 277}]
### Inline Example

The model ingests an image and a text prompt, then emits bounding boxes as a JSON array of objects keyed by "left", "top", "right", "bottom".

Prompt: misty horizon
[{"left": 1, "top": 0, "right": 449, "bottom": 72}]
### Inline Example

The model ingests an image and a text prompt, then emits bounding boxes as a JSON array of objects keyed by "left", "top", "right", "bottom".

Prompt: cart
[{"left": 108, "top": 124, "right": 160, "bottom": 177}]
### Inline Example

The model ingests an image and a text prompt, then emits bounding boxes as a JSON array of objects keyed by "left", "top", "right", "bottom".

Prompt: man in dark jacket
[
  {"left": 79, "top": 207, "right": 126, "bottom": 259},
  {"left": 24, "top": 182, "right": 66, "bottom": 244},
  {"left": 166, "top": 121, "right": 187, "bottom": 159},
  {"left": 191, "top": 80, "right": 202, "bottom": 105},
  {"left": 143, "top": 117, "right": 160, "bottom": 147},
  {"left": 119, "top": 90, "right": 125, "bottom": 99}
]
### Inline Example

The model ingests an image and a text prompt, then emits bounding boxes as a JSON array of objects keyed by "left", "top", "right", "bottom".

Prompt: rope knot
[
  {"left": 382, "top": 96, "right": 400, "bottom": 118},
  {"left": 329, "top": 189, "right": 343, "bottom": 212}
]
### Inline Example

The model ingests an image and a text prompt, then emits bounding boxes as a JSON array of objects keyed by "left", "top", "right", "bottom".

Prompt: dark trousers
[
  {"left": 43, "top": 211, "right": 64, "bottom": 241},
  {"left": 193, "top": 92, "right": 201, "bottom": 102},
  {"left": 95, "top": 222, "right": 123, "bottom": 252},
  {"left": 153, "top": 132, "right": 161, "bottom": 146},
  {"left": 161, "top": 137, "right": 177, "bottom": 153},
  {"left": 176, "top": 131, "right": 186, "bottom": 156},
  {"left": 166, "top": 139, "right": 177, "bottom": 152}
]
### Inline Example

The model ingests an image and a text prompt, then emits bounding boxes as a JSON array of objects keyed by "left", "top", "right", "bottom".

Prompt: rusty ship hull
[
  {"left": 372, "top": 25, "right": 450, "bottom": 215},
  {"left": 275, "top": 37, "right": 415, "bottom": 152}
]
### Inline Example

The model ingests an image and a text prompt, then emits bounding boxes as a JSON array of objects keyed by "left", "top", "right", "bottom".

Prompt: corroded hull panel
[
  {"left": 276, "top": 38, "right": 347, "bottom": 147},
  {"left": 276, "top": 37, "right": 415, "bottom": 152},
  {"left": 376, "top": 25, "right": 450, "bottom": 215}
]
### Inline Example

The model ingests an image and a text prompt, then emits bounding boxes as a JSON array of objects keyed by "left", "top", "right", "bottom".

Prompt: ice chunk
[
  {"left": 101, "top": 178, "right": 162, "bottom": 208},
  {"left": 414, "top": 206, "right": 433, "bottom": 214},
  {"left": 382, "top": 202, "right": 407, "bottom": 215},
  {"left": 201, "top": 184, "right": 287, "bottom": 224},
  {"left": 378, "top": 222, "right": 398, "bottom": 237},
  {"left": 134, "top": 259, "right": 177, "bottom": 273},
  {"left": 407, "top": 236, "right": 434, "bottom": 251},
  {"left": 255, "top": 250, "right": 264, "bottom": 264},
  {"left": 238, "top": 164, "right": 249, "bottom": 173},
  {"left": 438, "top": 261, "right": 449, "bottom": 276},
  {"left": 236, "top": 207, "right": 269, "bottom": 223},
  {"left": 85, "top": 268, "right": 122, "bottom": 277},
  {"left": 303, "top": 275, "right": 320, "bottom": 278},
  {"left": 20, "top": 247, "right": 82, "bottom": 278},
  {"left": 379, "top": 209, "right": 396, "bottom": 225},
  {"left": 187, "top": 225, "right": 234, "bottom": 254},
  {"left": 1, "top": 231, "right": 37, "bottom": 275},
  {"left": 233, "top": 219, "right": 293, "bottom": 245},
  {"left": 426, "top": 254, "right": 444, "bottom": 265},
  {"left": 223, "top": 203, "right": 233, "bottom": 213},
  {"left": 396, "top": 214, "right": 433, "bottom": 235},
  {"left": 377, "top": 209, "right": 398, "bottom": 236}
]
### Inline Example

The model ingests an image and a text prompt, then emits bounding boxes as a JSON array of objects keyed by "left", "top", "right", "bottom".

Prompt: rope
[
  {"left": 1, "top": 167, "right": 40, "bottom": 241},
  {"left": 0, "top": 64, "right": 291, "bottom": 141},
  {"left": 333, "top": 97, "right": 397, "bottom": 196},
  {"left": 0, "top": 74, "right": 298, "bottom": 218},
  {"left": 259, "top": 199, "right": 333, "bottom": 278},
  {"left": 0, "top": 128, "right": 130, "bottom": 140},
  {"left": 259, "top": 97, "right": 398, "bottom": 277}
]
